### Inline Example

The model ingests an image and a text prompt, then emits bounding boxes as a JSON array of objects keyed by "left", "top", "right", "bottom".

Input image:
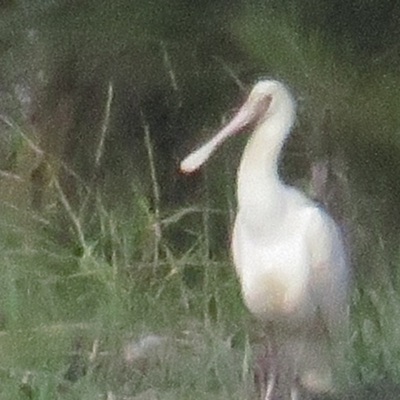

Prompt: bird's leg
[
  {"left": 254, "top": 339, "right": 278, "bottom": 400},
  {"left": 290, "top": 376, "right": 300, "bottom": 400},
  {"left": 254, "top": 346, "right": 268, "bottom": 399},
  {"left": 290, "top": 386, "right": 299, "bottom": 400},
  {"left": 264, "top": 368, "right": 276, "bottom": 400}
]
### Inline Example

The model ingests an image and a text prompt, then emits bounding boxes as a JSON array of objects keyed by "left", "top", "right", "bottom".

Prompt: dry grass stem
[
  {"left": 141, "top": 111, "right": 162, "bottom": 268},
  {"left": 89, "top": 339, "right": 100, "bottom": 362},
  {"left": 161, "top": 41, "right": 179, "bottom": 93},
  {"left": 53, "top": 177, "right": 86, "bottom": 248},
  {"left": 213, "top": 56, "right": 246, "bottom": 92},
  {"left": 0, "top": 322, "right": 95, "bottom": 337},
  {"left": 95, "top": 81, "right": 114, "bottom": 168},
  {"left": 0, "top": 170, "right": 23, "bottom": 181}
]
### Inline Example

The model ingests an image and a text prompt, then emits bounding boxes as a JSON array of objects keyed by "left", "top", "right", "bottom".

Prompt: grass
[
  {"left": 2, "top": 161, "right": 400, "bottom": 400},
  {"left": 0, "top": 181, "right": 256, "bottom": 399},
  {"left": 1, "top": 108, "right": 400, "bottom": 400}
]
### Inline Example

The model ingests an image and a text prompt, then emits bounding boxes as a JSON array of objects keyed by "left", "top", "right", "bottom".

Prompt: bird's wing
[{"left": 305, "top": 207, "right": 350, "bottom": 336}]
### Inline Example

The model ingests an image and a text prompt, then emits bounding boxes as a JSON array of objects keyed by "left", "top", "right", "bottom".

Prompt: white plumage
[{"left": 181, "top": 80, "right": 349, "bottom": 399}]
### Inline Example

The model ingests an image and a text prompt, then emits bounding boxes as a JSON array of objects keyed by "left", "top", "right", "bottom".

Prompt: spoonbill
[{"left": 180, "top": 80, "right": 349, "bottom": 399}]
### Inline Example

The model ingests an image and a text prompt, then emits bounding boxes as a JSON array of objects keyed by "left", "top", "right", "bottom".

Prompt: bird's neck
[{"left": 237, "top": 113, "right": 292, "bottom": 208}]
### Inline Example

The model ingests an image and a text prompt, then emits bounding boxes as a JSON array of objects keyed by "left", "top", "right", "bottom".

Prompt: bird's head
[
  {"left": 180, "top": 79, "right": 295, "bottom": 174},
  {"left": 244, "top": 80, "right": 296, "bottom": 127}
]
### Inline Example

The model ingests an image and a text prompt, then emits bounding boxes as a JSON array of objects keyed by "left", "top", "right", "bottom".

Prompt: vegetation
[{"left": 1, "top": 0, "right": 400, "bottom": 399}]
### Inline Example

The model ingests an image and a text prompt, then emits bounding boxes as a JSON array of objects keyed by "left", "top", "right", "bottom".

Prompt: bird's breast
[{"left": 232, "top": 216, "right": 313, "bottom": 321}]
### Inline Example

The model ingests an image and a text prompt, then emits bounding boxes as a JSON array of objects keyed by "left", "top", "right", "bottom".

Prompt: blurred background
[{"left": 1, "top": 1, "right": 400, "bottom": 399}]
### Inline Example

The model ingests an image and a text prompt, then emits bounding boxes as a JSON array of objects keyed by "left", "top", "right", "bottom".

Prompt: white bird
[{"left": 180, "top": 80, "right": 349, "bottom": 400}]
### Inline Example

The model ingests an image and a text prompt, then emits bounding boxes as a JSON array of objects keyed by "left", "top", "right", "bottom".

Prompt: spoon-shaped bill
[{"left": 180, "top": 96, "right": 266, "bottom": 174}]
